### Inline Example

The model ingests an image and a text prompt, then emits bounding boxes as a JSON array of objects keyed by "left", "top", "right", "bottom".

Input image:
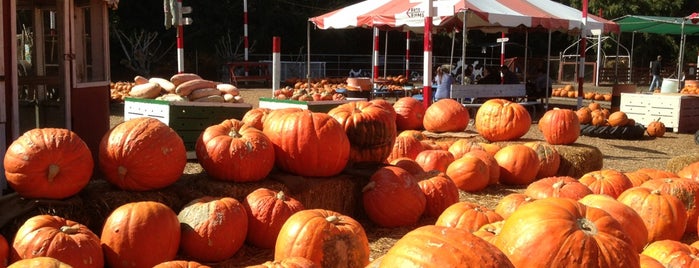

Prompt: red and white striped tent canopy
[{"left": 309, "top": 0, "right": 619, "bottom": 34}]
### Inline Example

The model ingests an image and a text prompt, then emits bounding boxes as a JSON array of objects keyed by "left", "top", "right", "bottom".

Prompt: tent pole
[
  {"left": 406, "top": 31, "right": 410, "bottom": 78},
  {"left": 373, "top": 27, "right": 379, "bottom": 83},
  {"left": 450, "top": 31, "right": 455, "bottom": 74},
  {"left": 422, "top": 0, "right": 434, "bottom": 108},
  {"left": 307, "top": 21, "right": 311, "bottom": 89},
  {"left": 595, "top": 31, "right": 602, "bottom": 86},
  {"left": 524, "top": 31, "right": 529, "bottom": 83},
  {"left": 576, "top": 0, "right": 588, "bottom": 110},
  {"left": 461, "top": 10, "right": 467, "bottom": 85},
  {"left": 384, "top": 30, "right": 389, "bottom": 78},
  {"left": 678, "top": 19, "right": 686, "bottom": 91},
  {"left": 546, "top": 29, "right": 552, "bottom": 111}
]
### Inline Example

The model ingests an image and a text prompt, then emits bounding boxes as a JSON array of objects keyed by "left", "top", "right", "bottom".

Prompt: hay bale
[
  {"left": 667, "top": 153, "right": 699, "bottom": 174},
  {"left": 422, "top": 130, "right": 484, "bottom": 144},
  {"left": 553, "top": 144, "right": 604, "bottom": 178}
]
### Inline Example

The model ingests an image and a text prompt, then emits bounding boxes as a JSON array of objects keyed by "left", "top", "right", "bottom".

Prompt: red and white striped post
[
  {"left": 176, "top": 0, "right": 184, "bottom": 73},
  {"left": 372, "top": 27, "right": 380, "bottom": 81},
  {"left": 272, "top": 36, "right": 281, "bottom": 94},
  {"left": 577, "top": 0, "right": 588, "bottom": 109},
  {"left": 406, "top": 31, "right": 410, "bottom": 78},
  {"left": 422, "top": 0, "right": 433, "bottom": 109}
]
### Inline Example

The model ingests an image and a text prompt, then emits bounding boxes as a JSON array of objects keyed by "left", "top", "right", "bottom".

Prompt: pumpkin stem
[
  {"left": 326, "top": 215, "right": 340, "bottom": 223},
  {"left": 228, "top": 129, "right": 242, "bottom": 138},
  {"left": 552, "top": 180, "right": 565, "bottom": 189},
  {"left": 276, "top": 191, "right": 287, "bottom": 201},
  {"left": 47, "top": 164, "right": 60, "bottom": 182},
  {"left": 576, "top": 218, "right": 598, "bottom": 235},
  {"left": 60, "top": 225, "right": 80, "bottom": 234}
]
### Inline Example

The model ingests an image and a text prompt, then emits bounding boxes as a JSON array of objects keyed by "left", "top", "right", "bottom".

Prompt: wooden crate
[
  {"left": 620, "top": 93, "right": 699, "bottom": 133},
  {"left": 258, "top": 97, "right": 351, "bottom": 113},
  {"left": 123, "top": 98, "right": 252, "bottom": 155}
]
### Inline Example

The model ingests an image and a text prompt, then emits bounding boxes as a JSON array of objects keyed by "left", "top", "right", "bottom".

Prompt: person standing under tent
[
  {"left": 501, "top": 65, "right": 520, "bottom": 84},
  {"left": 433, "top": 66, "right": 453, "bottom": 101},
  {"left": 649, "top": 55, "right": 663, "bottom": 92},
  {"left": 533, "top": 68, "right": 552, "bottom": 101}
]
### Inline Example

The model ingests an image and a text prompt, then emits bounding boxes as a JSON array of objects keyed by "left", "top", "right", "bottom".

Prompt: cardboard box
[
  {"left": 124, "top": 98, "right": 252, "bottom": 156},
  {"left": 620, "top": 93, "right": 699, "bottom": 133},
  {"left": 258, "top": 97, "right": 351, "bottom": 113}
]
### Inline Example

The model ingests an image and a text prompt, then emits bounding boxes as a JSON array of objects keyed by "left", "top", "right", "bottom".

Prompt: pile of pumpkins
[
  {"left": 552, "top": 84, "right": 613, "bottom": 101},
  {"left": 575, "top": 101, "right": 666, "bottom": 137},
  {"left": 109, "top": 73, "right": 244, "bottom": 104},
  {"left": 3, "top": 96, "right": 698, "bottom": 267},
  {"left": 275, "top": 75, "right": 409, "bottom": 101}
]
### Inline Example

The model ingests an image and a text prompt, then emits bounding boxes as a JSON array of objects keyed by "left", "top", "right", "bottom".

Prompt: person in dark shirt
[
  {"left": 649, "top": 55, "right": 662, "bottom": 92},
  {"left": 501, "top": 65, "right": 520, "bottom": 84},
  {"left": 478, "top": 66, "right": 501, "bottom": 84}
]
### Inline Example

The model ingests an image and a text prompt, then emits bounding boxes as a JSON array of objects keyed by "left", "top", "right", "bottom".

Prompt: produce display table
[{"left": 620, "top": 93, "right": 699, "bottom": 133}]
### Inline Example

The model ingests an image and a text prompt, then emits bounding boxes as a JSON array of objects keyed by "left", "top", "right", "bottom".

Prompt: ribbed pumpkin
[
  {"left": 417, "top": 172, "right": 460, "bottom": 218},
  {"left": 646, "top": 119, "right": 666, "bottom": 137},
  {"left": 241, "top": 107, "right": 272, "bottom": 130},
  {"left": 523, "top": 141, "right": 561, "bottom": 179},
  {"left": 393, "top": 97, "right": 425, "bottom": 130},
  {"left": 617, "top": 187, "right": 688, "bottom": 243},
  {"left": 362, "top": 166, "right": 426, "bottom": 227},
  {"left": 642, "top": 240, "right": 699, "bottom": 267},
  {"left": 243, "top": 188, "right": 305, "bottom": 249},
  {"left": 101, "top": 201, "right": 181, "bottom": 268},
  {"left": 328, "top": 101, "right": 397, "bottom": 163},
  {"left": 524, "top": 176, "right": 593, "bottom": 200},
  {"left": 435, "top": 201, "right": 503, "bottom": 233},
  {"left": 467, "top": 149, "right": 500, "bottom": 185},
  {"left": 414, "top": 149, "right": 455, "bottom": 173},
  {"left": 397, "top": 129, "right": 426, "bottom": 140},
  {"left": 385, "top": 135, "right": 424, "bottom": 163},
  {"left": 635, "top": 167, "right": 678, "bottom": 180},
  {"left": 389, "top": 157, "right": 425, "bottom": 175},
  {"left": 98, "top": 117, "right": 186, "bottom": 191},
  {"left": 195, "top": 119, "right": 275, "bottom": 182},
  {"left": 446, "top": 154, "right": 490, "bottom": 192},
  {"left": 624, "top": 171, "right": 654, "bottom": 187},
  {"left": 607, "top": 111, "right": 629, "bottom": 127},
  {"left": 494, "top": 197, "right": 640, "bottom": 267},
  {"left": 178, "top": 196, "right": 248, "bottom": 262},
  {"left": 641, "top": 177, "right": 699, "bottom": 234},
  {"left": 11, "top": 215, "right": 103, "bottom": 268},
  {"left": 274, "top": 209, "right": 369, "bottom": 267},
  {"left": 245, "top": 257, "right": 318, "bottom": 268},
  {"left": 7, "top": 257, "right": 72, "bottom": 268},
  {"left": 377, "top": 225, "right": 514, "bottom": 267},
  {"left": 578, "top": 194, "right": 648, "bottom": 253},
  {"left": 447, "top": 139, "right": 485, "bottom": 159},
  {"left": 153, "top": 260, "right": 212, "bottom": 268},
  {"left": 678, "top": 161, "right": 699, "bottom": 180},
  {"left": 0, "top": 234, "right": 7, "bottom": 268},
  {"left": 639, "top": 252, "right": 665, "bottom": 268},
  {"left": 472, "top": 220, "right": 504, "bottom": 244},
  {"left": 475, "top": 99, "right": 532, "bottom": 142},
  {"left": 423, "top": 99, "right": 470, "bottom": 132},
  {"left": 537, "top": 108, "right": 580, "bottom": 145},
  {"left": 262, "top": 109, "right": 349, "bottom": 177},
  {"left": 494, "top": 193, "right": 534, "bottom": 219},
  {"left": 493, "top": 144, "right": 540, "bottom": 185},
  {"left": 4, "top": 128, "right": 93, "bottom": 199},
  {"left": 578, "top": 169, "right": 633, "bottom": 198}
]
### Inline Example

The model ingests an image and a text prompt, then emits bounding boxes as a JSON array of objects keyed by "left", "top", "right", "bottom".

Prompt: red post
[
  {"left": 406, "top": 31, "right": 410, "bottom": 79},
  {"left": 176, "top": 0, "right": 184, "bottom": 73},
  {"left": 423, "top": 16, "right": 433, "bottom": 109},
  {"left": 373, "top": 27, "right": 380, "bottom": 80}
]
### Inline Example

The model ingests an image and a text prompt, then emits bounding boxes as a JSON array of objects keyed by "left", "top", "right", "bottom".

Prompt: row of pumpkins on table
[
  {"left": 273, "top": 76, "right": 410, "bottom": 101},
  {"left": 2, "top": 97, "right": 696, "bottom": 267},
  {"left": 575, "top": 101, "right": 667, "bottom": 136},
  {"left": 552, "top": 84, "right": 613, "bottom": 100},
  {"left": 109, "top": 73, "right": 245, "bottom": 104}
]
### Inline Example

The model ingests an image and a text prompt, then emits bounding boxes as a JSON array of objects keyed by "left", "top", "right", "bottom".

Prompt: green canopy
[{"left": 614, "top": 15, "right": 699, "bottom": 35}]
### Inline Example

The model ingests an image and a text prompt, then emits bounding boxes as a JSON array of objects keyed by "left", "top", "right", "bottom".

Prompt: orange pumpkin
[
  {"left": 624, "top": 171, "right": 654, "bottom": 187},
  {"left": 101, "top": 201, "right": 181, "bottom": 268},
  {"left": 418, "top": 172, "right": 460, "bottom": 218},
  {"left": 11, "top": 215, "right": 103, "bottom": 268},
  {"left": 4, "top": 128, "right": 93, "bottom": 199},
  {"left": 478, "top": 142, "right": 502, "bottom": 156},
  {"left": 362, "top": 166, "right": 426, "bottom": 227},
  {"left": 389, "top": 157, "right": 425, "bottom": 175},
  {"left": 99, "top": 117, "right": 186, "bottom": 191},
  {"left": 466, "top": 149, "right": 500, "bottom": 185},
  {"left": 494, "top": 197, "right": 639, "bottom": 267},
  {"left": 640, "top": 178, "right": 699, "bottom": 234},
  {"left": 397, "top": 130, "right": 426, "bottom": 141},
  {"left": 370, "top": 99, "right": 397, "bottom": 119},
  {"left": 423, "top": 99, "right": 470, "bottom": 132},
  {"left": 523, "top": 176, "right": 593, "bottom": 200},
  {"left": 243, "top": 188, "right": 305, "bottom": 249},
  {"left": 195, "top": 119, "right": 275, "bottom": 182},
  {"left": 493, "top": 144, "right": 540, "bottom": 185},
  {"left": 153, "top": 260, "right": 212, "bottom": 268},
  {"left": 445, "top": 154, "right": 490, "bottom": 192},
  {"left": 494, "top": 193, "right": 534, "bottom": 219},
  {"left": 578, "top": 194, "right": 648, "bottom": 252},
  {"left": 588, "top": 101, "right": 601, "bottom": 111},
  {"left": 414, "top": 149, "right": 455, "bottom": 173},
  {"left": 678, "top": 161, "right": 699, "bottom": 180},
  {"left": 241, "top": 107, "right": 272, "bottom": 130},
  {"left": 607, "top": 111, "right": 629, "bottom": 127},
  {"left": 263, "top": 109, "right": 350, "bottom": 177},
  {"left": 245, "top": 257, "right": 318, "bottom": 268},
  {"left": 617, "top": 187, "right": 688, "bottom": 243},
  {"left": 646, "top": 119, "right": 666, "bottom": 137},
  {"left": 393, "top": 97, "right": 425, "bottom": 130},
  {"left": 635, "top": 168, "right": 678, "bottom": 180},
  {"left": 474, "top": 99, "right": 532, "bottom": 142},
  {"left": 538, "top": 108, "right": 580, "bottom": 145},
  {"left": 639, "top": 251, "right": 665, "bottom": 268},
  {"left": 379, "top": 225, "right": 514, "bottom": 267},
  {"left": 642, "top": 240, "right": 699, "bottom": 267},
  {"left": 7, "top": 257, "right": 72, "bottom": 268},
  {"left": 177, "top": 196, "right": 248, "bottom": 262},
  {"left": 385, "top": 135, "right": 424, "bottom": 163},
  {"left": 328, "top": 101, "right": 397, "bottom": 163},
  {"left": 576, "top": 107, "right": 593, "bottom": 124},
  {"left": 523, "top": 142, "right": 561, "bottom": 179},
  {"left": 274, "top": 209, "right": 369, "bottom": 267},
  {"left": 578, "top": 169, "right": 633, "bottom": 198},
  {"left": 447, "top": 139, "right": 485, "bottom": 159},
  {"left": 435, "top": 202, "right": 503, "bottom": 233}
]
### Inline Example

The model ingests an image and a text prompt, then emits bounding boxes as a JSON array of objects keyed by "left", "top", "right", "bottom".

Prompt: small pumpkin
[
  {"left": 435, "top": 201, "right": 503, "bottom": 233},
  {"left": 607, "top": 111, "right": 629, "bottom": 127},
  {"left": 646, "top": 118, "right": 666, "bottom": 137},
  {"left": 537, "top": 108, "right": 580, "bottom": 145},
  {"left": 678, "top": 161, "right": 699, "bottom": 181},
  {"left": 494, "top": 193, "right": 534, "bottom": 219},
  {"left": 7, "top": 257, "right": 72, "bottom": 268},
  {"left": 575, "top": 107, "right": 592, "bottom": 124},
  {"left": 474, "top": 99, "right": 532, "bottom": 142},
  {"left": 245, "top": 257, "right": 318, "bottom": 268},
  {"left": 418, "top": 172, "right": 460, "bottom": 218},
  {"left": 423, "top": 99, "right": 470, "bottom": 132},
  {"left": 153, "top": 260, "right": 212, "bottom": 268},
  {"left": 414, "top": 150, "right": 455, "bottom": 173},
  {"left": 4, "top": 128, "right": 93, "bottom": 199},
  {"left": 445, "top": 154, "right": 490, "bottom": 192},
  {"left": 524, "top": 176, "right": 593, "bottom": 200},
  {"left": 385, "top": 135, "right": 424, "bottom": 163},
  {"left": 243, "top": 188, "right": 305, "bottom": 249},
  {"left": 447, "top": 139, "right": 485, "bottom": 159},
  {"left": 389, "top": 157, "right": 425, "bottom": 175},
  {"left": 523, "top": 142, "right": 561, "bottom": 179},
  {"left": 493, "top": 144, "right": 540, "bottom": 185},
  {"left": 640, "top": 178, "right": 699, "bottom": 234}
]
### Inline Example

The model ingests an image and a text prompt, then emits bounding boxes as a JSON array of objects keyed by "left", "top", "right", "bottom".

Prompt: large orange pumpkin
[
  {"left": 493, "top": 144, "right": 540, "bottom": 185},
  {"left": 328, "top": 101, "right": 397, "bottom": 163},
  {"left": 101, "top": 201, "right": 181, "bottom": 268},
  {"left": 423, "top": 99, "right": 470, "bottom": 132},
  {"left": 195, "top": 119, "right": 275, "bottom": 182},
  {"left": 635, "top": 168, "right": 678, "bottom": 180},
  {"left": 178, "top": 196, "right": 248, "bottom": 262},
  {"left": 494, "top": 193, "right": 534, "bottom": 219},
  {"left": 641, "top": 177, "right": 699, "bottom": 234},
  {"left": 241, "top": 107, "right": 272, "bottom": 130},
  {"left": 417, "top": 172, "right": 460, "bottom": 218},
  {"left": 624, "top": 171, "right": 654, "bottom": 187},
  {"left": 262, "top": 109, "right": 350, "bottom": 177},
  {"left": 153, "top": 260, "right": 212, "bottom": 268},
  {"left": 466, "top": 149, "right": 500, "bottom": 185},
  {"left": 537, "top": 108, "right": 580, "bottom": 145},
  {"left": 378, "top": 225, "right": 514, "bottom": 267},
  {"left": 7, "top": 257, "right": 71, "bottom": 268},
  {"left": 642, "top": 240, "right": 699, "bottom": 267},
  {"left": 494, "top": 197, "right": 639, "bottom": 267},
  {"left": 4, "top": 128, "right": 93, "bottom": 199},
  {"left": 243, "top": 188, "right": 305, "bottom": 249},
  {"left": 11, "top": 215, "right": 103, "bottom": 268},
  {"left": 393, "top": 97, "right": 425, "bottom": 130},
  {"left": 475, "top": 99, "right": 532, "bottom": 142},
  {"left": 435, "top": 201, "right": 503, "bottom": 233},
  {"left": 385, "top": 135, "right": 424, "bottom": 163},
  {"left": 362, "top": 166, "right": 426, "bottom": 227},
  {"left": 98, "top": 117, "right": 186, "bottom": 191},
  {"left": 414, "top": 149, "right": 455, "bottom": 173},
  {"left": 678, "top": 161, "right": 699, "bottom": 180},
  {"left": 523, "top": 141, "right": 561, "bottom": 179},
  {"left": 274, "top": 209, "right": 369, "bottom": 267},
  {"left": 578, "top": 169, "right": 633, "bottom": 198},
  {"left": 445, "top": 154, "right": 490, "bottom": 192},
  {"left": 447, "top": 139, "right": 484, "bottom": 159},
  {"left": 523, "top": 176, "right": 593, "bottom": 200},
  {"left": 578, "top": 194, "right": 648, "bottom": 253},
  {"left": 617, "top": 187, "right": 688, "bottom": 243}
]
